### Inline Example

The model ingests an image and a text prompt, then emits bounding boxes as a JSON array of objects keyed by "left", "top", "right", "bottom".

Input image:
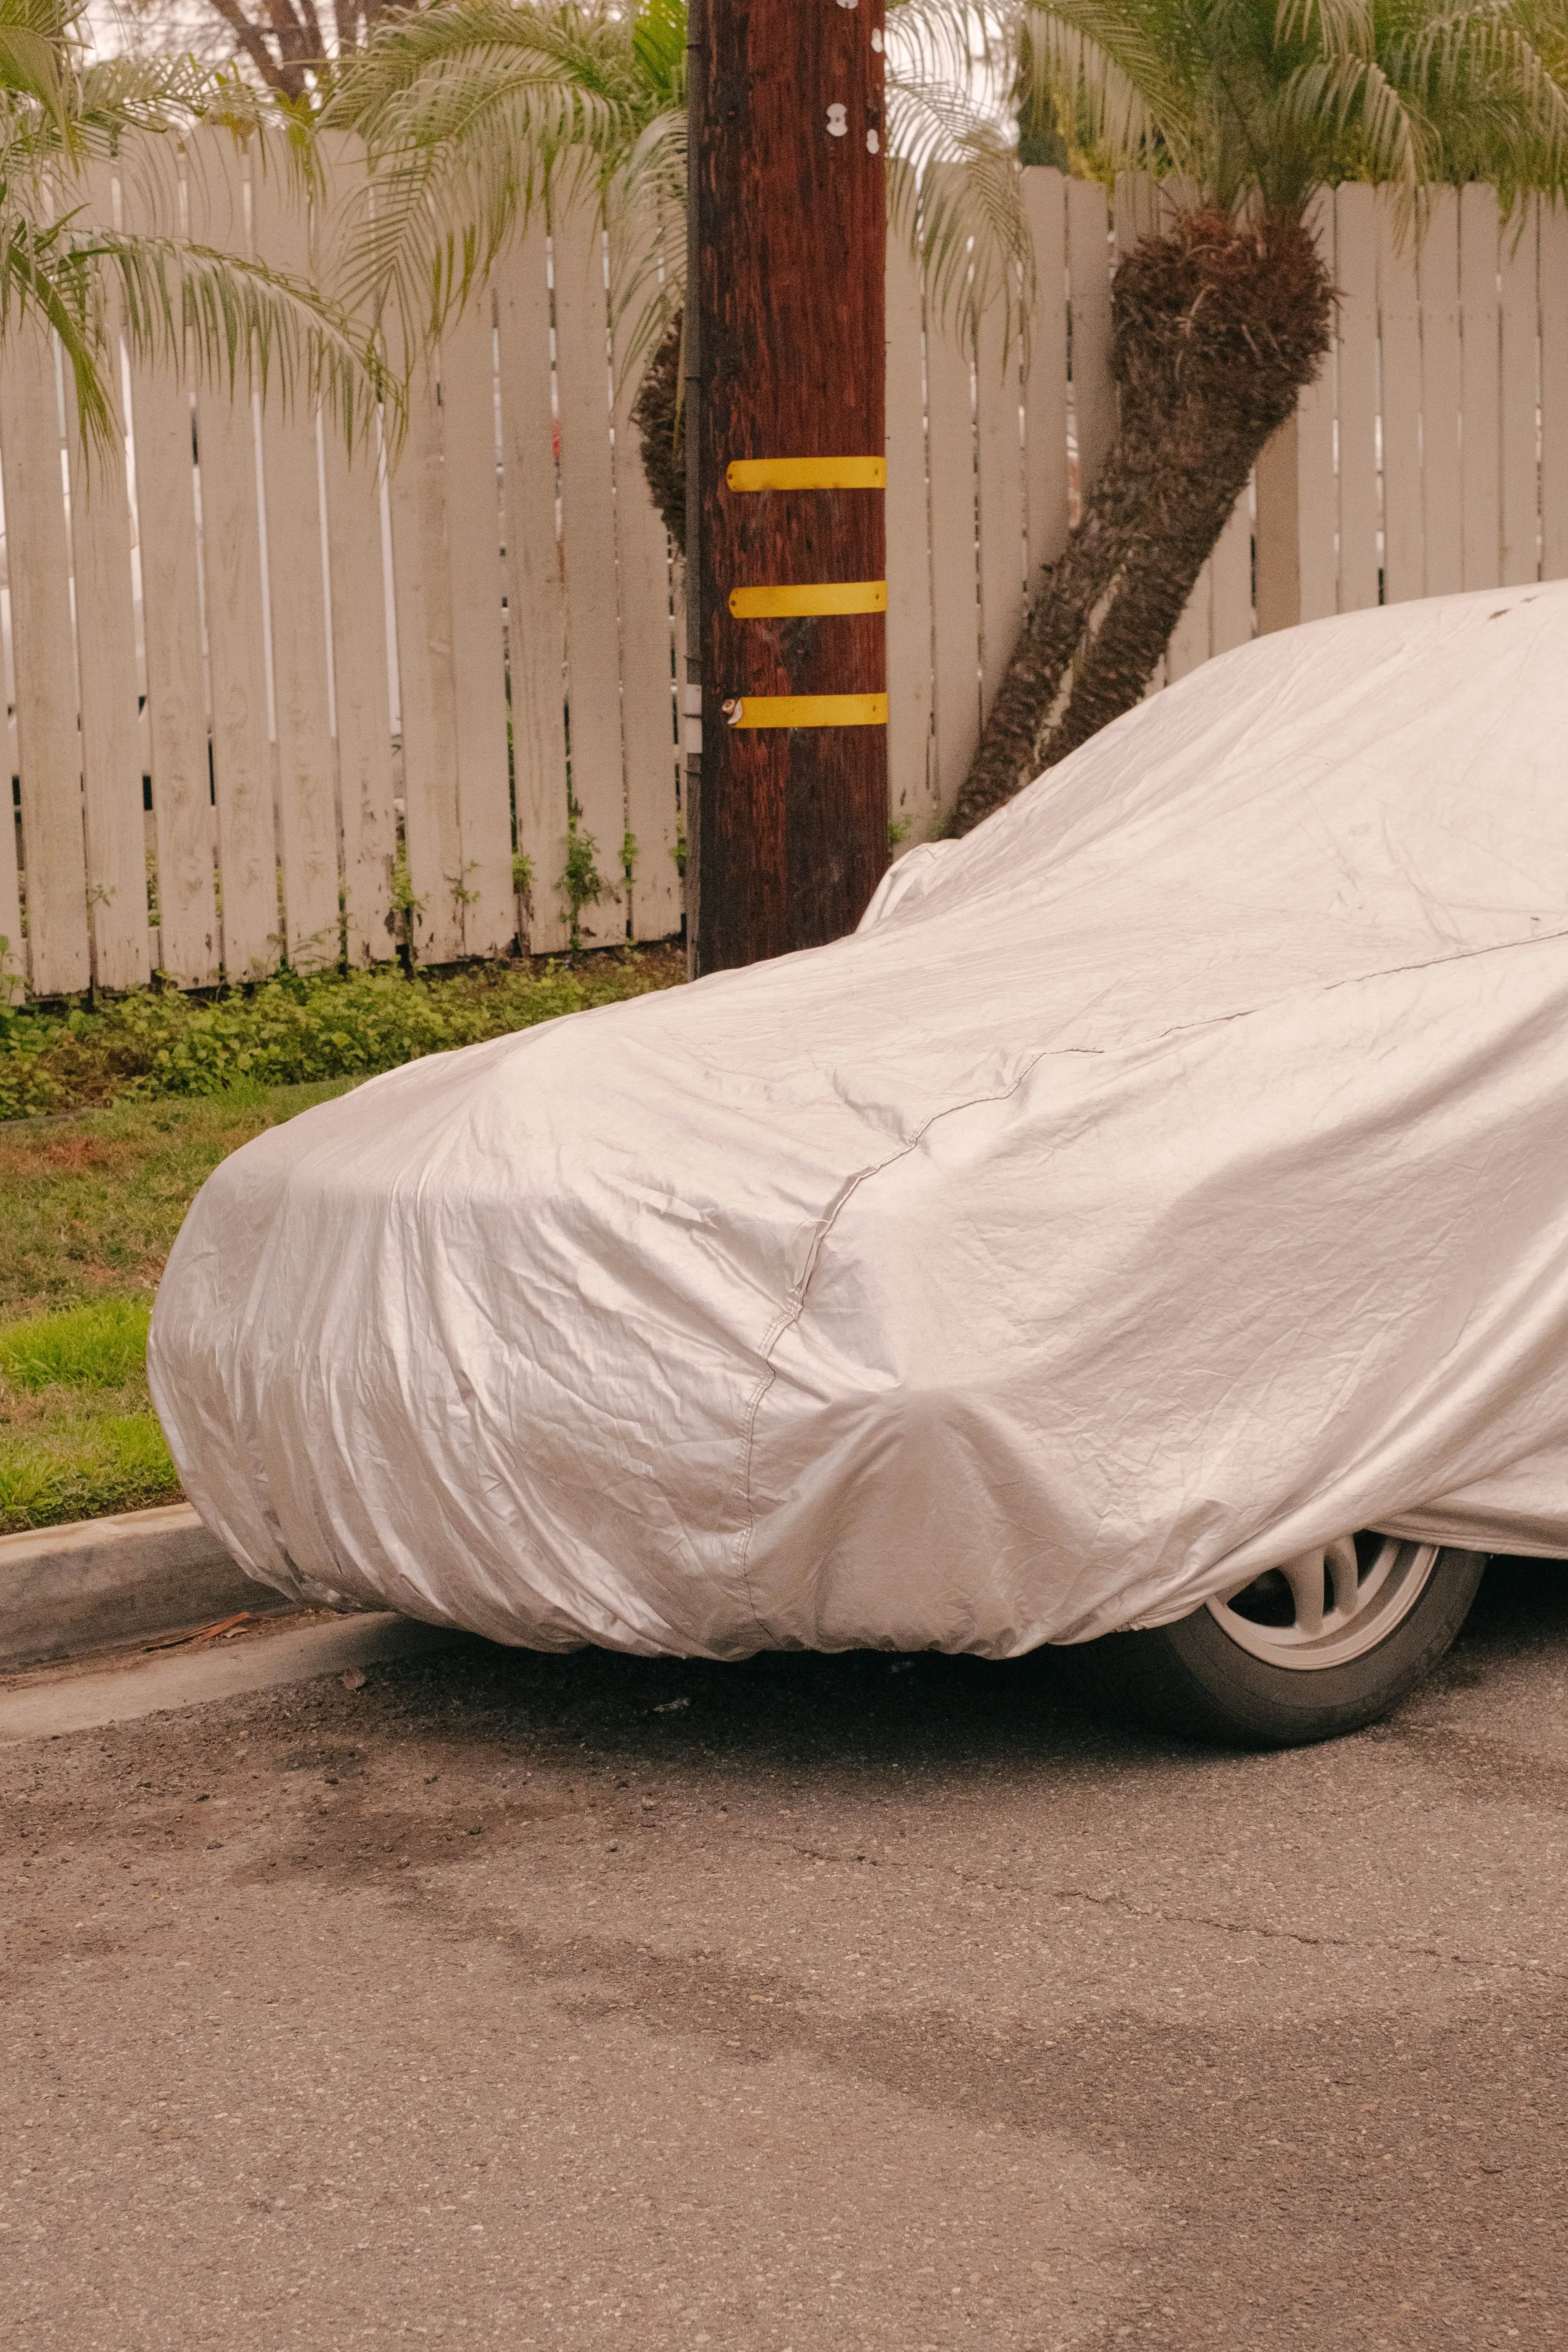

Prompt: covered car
[{"left": 149, "top": 581, "right": 1568, "bottom": 1743}]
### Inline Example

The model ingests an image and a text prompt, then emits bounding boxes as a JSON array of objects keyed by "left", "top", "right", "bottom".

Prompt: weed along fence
[{"left": 4, "top": 150, "right": 1568, "bottom": 1001}]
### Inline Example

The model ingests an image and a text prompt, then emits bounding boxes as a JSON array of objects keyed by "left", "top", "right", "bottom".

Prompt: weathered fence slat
[
  {"left": 1209, "top": 495, "right": 1253, "bottom": 657},
  {"left": 66, "top": 169, "right": 152, "bottom": 996},
  {"left": 387, "top": 341, "right": 465, "bottom": 965},
  {"left": 69, "top": 387, "right": 151, "bottom": 995},
  {"left": 1460, "top": 182, "right": 1503, "bottom": 592},
  {"left": 1252, "top": 416, "right": 1296, "bottom": 636},
  {"left": 1165, "top": 570, "right": 1210, "bottom": 683},
  {"left": 1334, "top": 183, "right": 1380, "bottom": 614},
  {"left": 322, "top": 427, "right": 398, "bottom": 965},
  {"left": 183, "top": 140, "right": 277, "bottom": 982},
  {"left": 1294, "top": 192, "right": 1338, "bottom": 622},
  {"left": 611, "top": 291, "right": 683, "bottom": 946},
  {"left": 196, "top": 379, "right": 277, "bottom": 980},
  {"left": 494, "top": 226, "right": 570, "bottom": 957},
  {"left": 314, "top": 135, "right": 398, "bottom": 968},
  {"left": 1499, "top": 197, "right": 1539, "bottom": 589},
  {"left": 1541, "top": 202, "right": 1568, "bottom": 580},
  {"left": 884, "top": 218, "right": 936, "bottom": 842},
  {"left": 441, "top": 299, "right": 517, "bottom": 959},
  {"left": 1021, "top": 169, "right": 1070, "bottom": 584},
  {"left": 252, "top": 163, "right": 342, "bottom": 970},
  {"left": 0, "top": 330, "right": 90, "bottom": 996},
  {"left": 975, "top": 296, "right": 1025, "bottom": 723},
  {"left": 126, "top": 322, "right": 220, "bottom": 987},
  {"left": 187, "top": 137, "right": 276, "bottom": 983},
  {"left": 1419, "top": 188, "right": 1463, "bottom": 599},
  {"left": 1067, "top": 176, "right": 1115, "bottom": 503},
  {"left": 921, "top": 164, "right": 983, "bottom": 809},
  {"left": 1378, "top": 194, "right": 1425, "bottom": 604},
  {"left": 1255, "top": 178, "right": 1334, "bottom": 631},
  {"left": 924, "top": 258, "right": 981, "bottom": 807},
  {"left": 552, "top": 201, "right": 628, "bottom": 948}
]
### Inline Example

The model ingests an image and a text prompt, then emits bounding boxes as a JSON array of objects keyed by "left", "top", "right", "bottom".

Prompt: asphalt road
[{"left": 3, "top": 1561, "right": 1567, "bottom": 2352}]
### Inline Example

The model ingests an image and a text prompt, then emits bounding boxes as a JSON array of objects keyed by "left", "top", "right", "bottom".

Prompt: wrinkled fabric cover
[{"left": 149, "top": 582, "right": 1568, "bottom": 1657}]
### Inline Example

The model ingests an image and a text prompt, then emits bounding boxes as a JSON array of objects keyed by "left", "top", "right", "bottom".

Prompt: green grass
[
  {"left": 0, "top": 1077, "right": 364, "bottom": 1323},
  {"left": 0, "top": 1406, "right": 179, "bottom": 1531},
  {"left": 0, "top": 1300, "right": 170, "bottom": 1530},
  {"left": 0, "top": 1296, "right": 154, "bottom": 1391},
  {"left": 0, "top": 1077, "right": 367, "bottom": 1534},
  {"left": 0, "top": 945, "right": 689, "bottom": 1533}
]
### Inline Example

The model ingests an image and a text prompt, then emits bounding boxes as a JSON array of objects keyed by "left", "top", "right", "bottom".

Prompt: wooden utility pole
[{"left": 687, "top": 0, "right": 888, "bottom": 974}]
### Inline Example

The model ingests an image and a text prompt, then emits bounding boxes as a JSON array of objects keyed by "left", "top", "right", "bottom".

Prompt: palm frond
[
  {"left": 322, "top": 0, "right": 649, "bottom": 337},
  {"left": 0, "top": 27, "right": 67, "bottom": 127},
  {"left": 1022, "top": 0, "right": 1568, "bottom": 216},
  {"left": 1274, "top": 0, "right": 1375, "bottom": 56},
  {"left": 0, "top": 0, "right": 393, "bottom": 458},
  {"left": 89, "top": 228, "right": 393, "bottom": 447},
  {"left": 316, "top": 0, "right": 1568, "bottom": 411},
  {"left": 886, "top": 83, "right": 1036, "bottom": 355},
  {"left": 0, "top": 202, "right": 107, "bottom": 436},
  {"left": 326, "top": 0, "right": 1046, "bottom": 369},
  {"left": 1026, "top": 9, "right": 1167, "bottom": 161},
  {"left": 608, "top": 99, "right": 685, "bottom": 373}
]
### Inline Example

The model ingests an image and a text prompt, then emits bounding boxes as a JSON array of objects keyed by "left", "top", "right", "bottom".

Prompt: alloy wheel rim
[{"left": 1206, "top": 1534, "right": 1440, "bottom": 1671}]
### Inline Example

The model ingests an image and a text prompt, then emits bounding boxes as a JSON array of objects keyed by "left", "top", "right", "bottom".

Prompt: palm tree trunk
[
  {"left": 632, "top": 312, "right": 687, "bottom": 553},
  {"left": 949, "top": 209, "right": 1332, "bottom": 837}
]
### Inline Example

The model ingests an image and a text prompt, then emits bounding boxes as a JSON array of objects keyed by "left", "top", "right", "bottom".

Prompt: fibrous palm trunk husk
[
  {"left": 633, "top": 312, "right": 687, "bottom": 554},
  {"left": 949, "top": 210, "right": 1333, "bottom": 837}
]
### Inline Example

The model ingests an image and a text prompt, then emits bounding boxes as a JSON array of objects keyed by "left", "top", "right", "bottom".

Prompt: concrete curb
[
  {"left": 0, "top": 1503, "right": 293, "bottom": 1672},
  {"left": 0, "top": 1612, "right": 455, "bottom": 1743}
]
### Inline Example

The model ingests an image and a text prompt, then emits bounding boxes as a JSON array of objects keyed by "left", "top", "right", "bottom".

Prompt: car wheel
[{"left": 1087, "top": 1535, "right": 1487, "bottom": 1748}]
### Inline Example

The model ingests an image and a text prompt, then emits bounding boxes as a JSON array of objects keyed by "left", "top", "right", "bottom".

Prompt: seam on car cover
[
  {"left": 1134, "top": 915, "right": 1568, "bottom": 1050},
  {"left": 733, "top": 1052, "right": 1056, "bottom": 1637}
]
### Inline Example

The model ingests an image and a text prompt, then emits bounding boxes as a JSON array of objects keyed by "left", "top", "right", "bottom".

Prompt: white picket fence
[
  {"left": 0, "top": 130, "right": 684, "bottom": 996},
  {"left": 5, "top": 147, "right": 1568, "bottom": 999}
]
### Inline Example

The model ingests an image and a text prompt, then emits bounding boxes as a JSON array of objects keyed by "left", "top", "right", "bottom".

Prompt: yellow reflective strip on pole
[
  {"left": 728, "top": 580, "right": 888, "bottom": 618},
  {"left": 722, "top": 693, "right": 888, "bottom": 729},
  {"left": 726, "top": 457, "right": 887, "bottom": 492}
]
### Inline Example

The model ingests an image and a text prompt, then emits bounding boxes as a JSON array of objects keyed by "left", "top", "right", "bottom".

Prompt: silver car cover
[{"left": 149, "top": 581, "right": 1568, "bottom": 1656}]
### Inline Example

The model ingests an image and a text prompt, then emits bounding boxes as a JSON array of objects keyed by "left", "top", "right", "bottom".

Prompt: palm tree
[
  {"left": 949, "top": 0, "right": 1568, "bottom": 833},
  {"left": 325, "top": 0, "right": 1568, "bottom": 835},
  {"left": 323, "top": 0, "right": 1035, "bottom": 548},
  {"left": 2, "top": 0, "right": 391, "bottom": 457}
]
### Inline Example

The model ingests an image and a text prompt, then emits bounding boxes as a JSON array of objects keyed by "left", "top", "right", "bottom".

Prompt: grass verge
[
  {"left": 0, "top": 944, "right": 688, "bottom": 1532},
  {"left": 0, "top": 1078, "right": 366, "bottom": 1534},
  {"left": 0, "top": 1297, "right": 171, "bottom": 1530}
]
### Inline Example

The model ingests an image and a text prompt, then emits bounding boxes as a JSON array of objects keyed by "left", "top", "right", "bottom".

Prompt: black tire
[{"left": 1084, "top": 1542, "right": 1487, "bottom": 1749}]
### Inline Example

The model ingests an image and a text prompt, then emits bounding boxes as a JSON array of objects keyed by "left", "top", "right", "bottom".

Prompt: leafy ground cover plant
[{"left": 0, "top": 946, "right": 684, "bottom": 1122}]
